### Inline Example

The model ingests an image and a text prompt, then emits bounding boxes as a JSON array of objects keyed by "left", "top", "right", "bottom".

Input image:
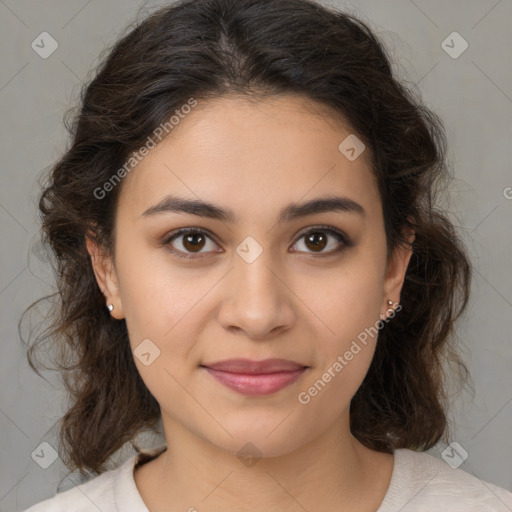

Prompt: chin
[
  {"left": 200, "top": 416, "right": 314, "bottom": 460},
  {"left": 215, "top": 434, "right": 305, "bottom": 460}
]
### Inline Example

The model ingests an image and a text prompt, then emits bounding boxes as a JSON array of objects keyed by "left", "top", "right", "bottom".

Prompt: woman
[{"left": 23, "top": 0, "right": 512, "bottom": 510}]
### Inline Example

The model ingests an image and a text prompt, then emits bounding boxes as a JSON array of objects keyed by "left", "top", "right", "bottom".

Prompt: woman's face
[{"left": 89, "top": 94, "right": 412, "bottom": 457}]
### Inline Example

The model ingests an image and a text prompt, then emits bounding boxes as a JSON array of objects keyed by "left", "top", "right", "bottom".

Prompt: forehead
[{"left": 117, "top": 94, "right": 381, "bottom": 223}]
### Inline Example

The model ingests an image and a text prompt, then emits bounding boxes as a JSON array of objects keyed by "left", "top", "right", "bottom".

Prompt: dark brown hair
[{"left": 22, "top": 0, "right": 472, "bottom": 477}]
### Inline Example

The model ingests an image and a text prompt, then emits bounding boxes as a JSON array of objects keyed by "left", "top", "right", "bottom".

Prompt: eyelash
[{"left": 161, "top": 225, "right": 353, "bottom": 260}]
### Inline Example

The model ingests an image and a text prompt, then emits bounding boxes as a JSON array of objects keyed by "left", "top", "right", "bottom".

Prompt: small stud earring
[
  {"left": 107, "top": 304, "right": 114, "bottom": 312},
  {"left": 380, "top": 299, "right": 396, "bottom": 320}
]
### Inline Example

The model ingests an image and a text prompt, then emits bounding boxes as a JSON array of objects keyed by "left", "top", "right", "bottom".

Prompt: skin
[{"left": 87, "top": 94, "right": 414, "bottom": 512}]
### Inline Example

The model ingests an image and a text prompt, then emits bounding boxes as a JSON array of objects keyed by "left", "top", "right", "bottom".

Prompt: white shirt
[{"left": 24, "top": 445, "right": 512, "bottom": 511}]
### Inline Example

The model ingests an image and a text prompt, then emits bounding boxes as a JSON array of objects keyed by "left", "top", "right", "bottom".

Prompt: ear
[
  {"left": 85, "top": 231, "right": 125, "bottom": 319},
  {"left": 381, "top": 227, "right": 415, "bottom": 316}
]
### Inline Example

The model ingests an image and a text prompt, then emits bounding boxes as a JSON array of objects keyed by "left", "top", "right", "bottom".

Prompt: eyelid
[
  {"left": 294, "top": 224, "right": 352, "bottom": 245},
  {"left": 161, "top": 227, "right": 221, "bottom": 259},
  {"left": 161, "top": 225, "right": 352, "bottom": 259}
]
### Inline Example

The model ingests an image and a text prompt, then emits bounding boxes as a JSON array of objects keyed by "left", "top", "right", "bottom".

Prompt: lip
[
  {"left": 201, "top": 358, "right": 309, "bottom": 396},
  {"left": 202, "top": 358, "right": 306, "bottom": 373}
]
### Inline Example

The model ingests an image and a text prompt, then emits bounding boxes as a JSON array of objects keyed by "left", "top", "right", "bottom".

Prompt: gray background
[{"left": 1, "top": 0, "right": 511, "bottom": 510}]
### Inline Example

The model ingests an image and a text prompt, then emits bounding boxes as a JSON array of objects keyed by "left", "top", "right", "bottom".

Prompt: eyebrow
[{"left": 140, "top": 194, "right": 365, "bottom": 224}]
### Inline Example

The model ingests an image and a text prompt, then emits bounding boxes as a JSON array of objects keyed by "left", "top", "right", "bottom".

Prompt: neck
[{"left": 134, "top": 413, "right": 394, "bottom": 512}]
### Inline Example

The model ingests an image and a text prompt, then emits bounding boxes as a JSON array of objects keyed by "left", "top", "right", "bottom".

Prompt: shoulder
[
  {"left": 22, "top": 446, "right": 166, "bottom": 512},
  {"left": 22, "top": 467, "right": 120, "bottom": 512},
  {"left": 379, "top": 448, "right": 512, "bottom": 512}
]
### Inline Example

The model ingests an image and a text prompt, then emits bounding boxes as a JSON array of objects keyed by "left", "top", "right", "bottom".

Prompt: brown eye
[
  {"left": 304, "top": 231, "right": 328, "bottom": 252},
  {"left": 182, "top": 232, "right": 206, "bottom": 252},
  {"left": 163, "top": 228, "right": 221, "bottom": 259},
  {"left": 291, "top": 226, "right": 351, "bottom": 256}
]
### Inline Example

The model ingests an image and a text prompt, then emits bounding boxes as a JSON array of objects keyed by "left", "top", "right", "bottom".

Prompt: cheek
[
  {"left": 292, "top": 251, "right": 384, "bottom": 408},
  {"left": 296, "top": 257, "right": 384, "bottom": 345},
  {"left": 295, "top": 268, "right": 383, "bottom": 421},
  {"left": 295, "top": 341, "right": 376, "bottom": 435},
  {"left": 115, "top": 235, "right": 198, "bottom": 335},
  {"left": 115, "top": 242, "right": 216, "bottom": 370}
]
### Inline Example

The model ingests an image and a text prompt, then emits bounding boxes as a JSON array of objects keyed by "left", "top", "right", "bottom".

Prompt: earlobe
[
  {"left": 382, "top": 229, "right": 415, "bottom": 313},
  {"left": 85, "top": 233, "right": 125, "bottom": 319}
]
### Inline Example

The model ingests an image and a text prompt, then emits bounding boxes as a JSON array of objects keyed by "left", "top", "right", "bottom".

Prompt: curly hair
[{"left": 22, "top": 0, "right": 472, "bottom": 477}]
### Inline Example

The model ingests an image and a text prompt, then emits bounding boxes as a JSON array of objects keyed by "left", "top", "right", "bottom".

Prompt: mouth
[{"left": 200, "top": 358, "right": 309, "bottom": 396}]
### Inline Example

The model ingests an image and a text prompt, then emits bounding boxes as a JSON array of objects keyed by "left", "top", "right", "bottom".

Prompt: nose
[{"left": 217, "top": 246, "right": 296, "bottom": 340}]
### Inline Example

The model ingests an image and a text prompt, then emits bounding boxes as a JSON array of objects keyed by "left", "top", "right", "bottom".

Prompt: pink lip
[{"left": 201, "top": 358, "right": 308, "bottom": 396}]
